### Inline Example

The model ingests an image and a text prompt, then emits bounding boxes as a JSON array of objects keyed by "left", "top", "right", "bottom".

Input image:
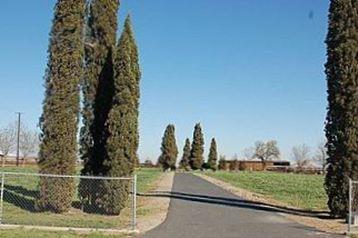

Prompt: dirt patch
[
  {"left": 136, "top": 172, "right": 174, "bottom": 233},
  {"left": 196, "top": 173, "right": 346, "bottom": 235},
  {"left": 283, "top": 214, "right": 346, "bottom": 235}
]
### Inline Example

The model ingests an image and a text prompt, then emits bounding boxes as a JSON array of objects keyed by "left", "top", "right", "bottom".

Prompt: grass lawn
[
  {"left": 0, "top": 166, "right": 162, "bottom": 237},
  {"left": 136, "top": 168, "right": 163, "bottom": 194},
  {"left": 201, "top": 170, "right": 327, "bottom": 211},
  {"left": 0, "top": 229, "right": 132, "bottom": 238}
]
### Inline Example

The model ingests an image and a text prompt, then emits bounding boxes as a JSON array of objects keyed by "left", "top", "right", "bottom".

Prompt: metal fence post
[
  {"left": 0, "top": 172, "right": 5, "bottom": 224},
  {"left": 132, "top": 174, "right": 137, "bottom": 231},
  {"left": 349, "top": 178, "right": 352, "bottom": 233}
]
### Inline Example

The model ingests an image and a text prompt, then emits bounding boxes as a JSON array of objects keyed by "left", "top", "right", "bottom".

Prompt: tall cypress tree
[
  {"left": 158, "top": 125, "right": 178, "bottom": 171},
  {"left": 79, "top": 0, "right": 119, "bottom": 206},
  {"left": 325, "top": 0, "right": 358, "bottom": 217},
  {"left": 126, "top": 15, "right": 141, "bottom": 168},
  {"left": 98, "top": 16, "right": 141, "bottom": 215},
  {"left": 37, "top": 0, "right": 85, "bottom": 213},
  {"left": 190, "top": 123, "right": 205, "bottom": 170},
  {"left": 179, "top": 138, "right": 191, "bottom": 171},
  {"left": 80, "top": 0, "right": 119, "bottom": 176},
  {"left": 208, "top": 138, "right": 218, "bottom": 171}
]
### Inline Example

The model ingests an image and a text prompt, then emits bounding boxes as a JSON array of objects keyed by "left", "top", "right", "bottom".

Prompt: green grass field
[
  {"left": 0, "top": 229, "right": 131, "bottom": 238},
  {"left": 202, "top": 171, "right": 327, "bottom": 211},
  {"left": 0, "top": 166, "right": 162, "bottom": 237}
]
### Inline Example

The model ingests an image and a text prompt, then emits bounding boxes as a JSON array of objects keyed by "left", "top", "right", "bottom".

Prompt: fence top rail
[{"left": 0, "top": 171, "right": 134, "bottom": 180}]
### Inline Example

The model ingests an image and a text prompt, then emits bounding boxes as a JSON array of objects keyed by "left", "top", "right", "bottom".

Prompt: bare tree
[
  {"left": 252, "top": 140, "right": 280, "bottom": 161},
  {"left": 253, "top": 141, "right": 265, "bottom": 160},
  {"left": 292, "top": 144, "right": 312, "bottom": 169},
  {"left": 0, "top": 124, "right": 16, "bottom": 167},
  {"left": 313, "top": 142, "right": 327, "bottom": 171},
  {"left": 242, "top": 147, "right": 254, "bottom": 160},
  {"left": 232, "top": 153, "right": 239, "bottom": 161},
  {"left": 19, "top": 125, "right": 39, "bottom": 166}
]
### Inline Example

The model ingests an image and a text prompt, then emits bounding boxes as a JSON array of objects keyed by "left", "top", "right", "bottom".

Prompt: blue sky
[{"left": 0, "top": 0, "right": 329, "bottom": 161}]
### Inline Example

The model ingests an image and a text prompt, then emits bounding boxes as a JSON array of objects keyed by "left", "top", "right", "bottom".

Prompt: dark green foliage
[
  {"left": 158, "top": 125, "right": 178, "bottom": 171},
  {"left": 124, "top": 15, "right": 141, "bottom": 169},
  {"left": 98, "top": 16, "right": 140, "bottom": 214},
  {"left": 324, "top": 0, "right": 358, "bottom": 217},
  {"left": 37, "top": 0, "right": 85, "bottom": 213},
  {"left": 201, "top": 162, "right": 210, "bottom": 170},
  {"left": 80, "top": 0, "right": 119, "bottom": 176},
  {"left": 179, "top": 138, "right": 191, "bottom": 171},
  {"left": 79, "top": 0, "right": 119, "bottom": 207},
  {"left": 207, "top": 138, "right": 218, "bottom": 171},
  {"left": 190, "top": 123, "right": 205, "bottom": 170}
]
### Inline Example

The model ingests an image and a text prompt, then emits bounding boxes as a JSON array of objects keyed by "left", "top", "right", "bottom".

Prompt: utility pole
[{"left": 15, "top": 112, "right": 22, "bottom": 167}]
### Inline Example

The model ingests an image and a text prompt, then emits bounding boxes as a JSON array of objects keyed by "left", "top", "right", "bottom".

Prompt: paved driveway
[{"left": 139, "top": 173, "right": 342, "bottom": 238}]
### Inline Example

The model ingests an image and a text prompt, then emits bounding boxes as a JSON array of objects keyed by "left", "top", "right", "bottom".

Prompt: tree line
[
  {"left": 241, "top": 140, "right": 327, "bottom": 170},
  {"left": 157, "top": 123, "right": 218, "bottom": 172},
  {"left": 36, "top": 0, "right": 140, "bottom": 215},
  {"left": 155, "top": 128, "right": 328, "bottom": 172}
]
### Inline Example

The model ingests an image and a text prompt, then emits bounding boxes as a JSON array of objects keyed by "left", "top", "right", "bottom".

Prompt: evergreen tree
[
  {"left": 126, "top": 15, "right": 141, "bottom": 168},
  {"left": 179, "top": 138, "right": 191, "bottom": 171},
  {"left": 207, "top": 138, "right": 218, "bottom": 171},
  {"left": 158, "top": 125, "right": 178, "bottom": 171},
  {"left": 80, "top": 0, "right": 119, "bottom": 176},
  {"left": 325, "top": 0, "right": 358, "bottom": 217},
  {"left": 37, "top": 0, "right": 85, "bottom": 213},
  {"left": 190, "top": 123, "right": 205, "bottom": 170},
  {"left": 97, "top": 16, "right": 141, "bottom": 215},
  {"left": 79, "top": 0, "right": 119, "bottom": 206}
]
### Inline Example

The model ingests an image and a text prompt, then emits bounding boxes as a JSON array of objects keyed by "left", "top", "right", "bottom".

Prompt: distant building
[
  {"left": 219, "top": 160, "right": 290, "bottom": 172},
  {"left": 140, "top": 160, "right": 157, "bottom": 168},
  {"left": 1, "top": 155, "right": 38, "bottom": 166}
]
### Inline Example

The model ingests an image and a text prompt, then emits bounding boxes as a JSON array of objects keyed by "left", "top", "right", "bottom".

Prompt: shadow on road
[{"left": 138, "top": 190, "right": 333, "bottom": 219}]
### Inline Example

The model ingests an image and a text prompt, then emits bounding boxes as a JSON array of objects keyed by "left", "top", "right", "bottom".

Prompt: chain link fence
[{"left": 0, "top": 172, "right": 137, "bottom": 231}]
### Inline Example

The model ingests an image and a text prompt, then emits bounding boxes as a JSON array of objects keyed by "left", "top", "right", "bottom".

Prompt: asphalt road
[{"left": 139, "top": 173, "right": 342, "bottom": 238}]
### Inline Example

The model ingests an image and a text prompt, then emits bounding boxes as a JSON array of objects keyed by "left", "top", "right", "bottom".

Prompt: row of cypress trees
[
  {"left": 31, "top": 0, "right": 358, "bottom": 219},
  {"left": 37, "top": 0, "right": 140, "bottom": 215},
  {"left": 158, "top": 123, "right": 218, "bottom": 171},
  {"left": 181, "top": 123, "right": 218, "bottom": 171}
]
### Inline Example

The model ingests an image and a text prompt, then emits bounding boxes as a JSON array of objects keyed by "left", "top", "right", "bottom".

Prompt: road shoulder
[{"left": 137, "top": 172, "right": 174, "bottom": 234}]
